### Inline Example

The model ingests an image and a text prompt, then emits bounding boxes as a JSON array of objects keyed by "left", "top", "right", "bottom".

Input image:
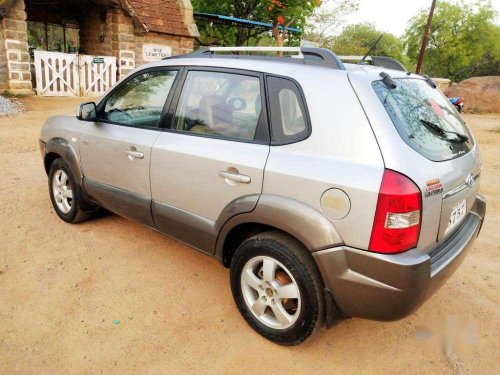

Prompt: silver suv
[{"left": 40, "top": 47, "right": 486, "bottom": 345}]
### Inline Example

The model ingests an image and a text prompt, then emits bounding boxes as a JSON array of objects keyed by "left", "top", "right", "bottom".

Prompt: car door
[
  {"left": 150, "top": 68, "right": 270, "bottom": 252},
  {"left": 80, "top": 68, "right": 180, "bottom": 226}
]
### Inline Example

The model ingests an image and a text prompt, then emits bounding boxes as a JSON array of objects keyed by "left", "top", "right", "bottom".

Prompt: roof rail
[
  {"left": 338, "top": 55, "right": 408, "bottom": 72},
  {"left": 179, "top": 46, "right": 346, "bottom": 70}
]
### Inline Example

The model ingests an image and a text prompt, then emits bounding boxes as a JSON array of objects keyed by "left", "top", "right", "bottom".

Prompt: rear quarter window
[{"left": 267, "top": 76, "right": 310, "bottom": 145}]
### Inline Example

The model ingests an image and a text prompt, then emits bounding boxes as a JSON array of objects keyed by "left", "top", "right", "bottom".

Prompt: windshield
[{"left": 372, "top": 78, "right": 474, "bottom": 162}]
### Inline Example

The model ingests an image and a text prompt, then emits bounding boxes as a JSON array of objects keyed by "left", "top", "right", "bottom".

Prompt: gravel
[{"left": 0, "top": 96, "right": 24, "bottom": 117}]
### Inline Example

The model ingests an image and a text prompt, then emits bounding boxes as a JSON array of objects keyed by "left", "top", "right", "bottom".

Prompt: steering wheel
[{"left": 108, "top": 108, "right": 133, "bottom": 123}]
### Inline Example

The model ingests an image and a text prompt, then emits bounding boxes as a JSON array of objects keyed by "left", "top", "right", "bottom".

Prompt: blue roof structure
[{"left": 193, "top": 12, "right": 302, "bottom": 34}]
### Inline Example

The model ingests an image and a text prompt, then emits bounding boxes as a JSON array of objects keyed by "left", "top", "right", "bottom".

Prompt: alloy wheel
[
  {"left": 52, "top": 169, "right": 73, "bottom": 214},
  {"left": 240, "top": 255, "right": 301, "bottom": 330}
]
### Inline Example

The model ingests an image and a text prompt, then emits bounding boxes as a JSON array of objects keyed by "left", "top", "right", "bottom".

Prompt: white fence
[{"left": 34, "top": 51, "right": 117, "bottom": 97}]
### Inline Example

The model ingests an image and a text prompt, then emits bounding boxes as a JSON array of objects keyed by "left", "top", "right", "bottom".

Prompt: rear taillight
[{"left": 369, "top": 170, "right": 422, "bottom": 254}]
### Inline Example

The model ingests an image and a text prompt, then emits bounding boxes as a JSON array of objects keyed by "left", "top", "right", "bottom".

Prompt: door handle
[
  {"left": 125, "top": 148, "right": 144, "bottom": 159},
  {"left": 219, "top": 170, "right": 251, "bottom": 184}
]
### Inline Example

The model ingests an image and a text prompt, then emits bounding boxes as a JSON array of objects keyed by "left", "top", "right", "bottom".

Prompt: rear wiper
[{"left": 420, "top": 119, "right": 469, "bottom": 143}]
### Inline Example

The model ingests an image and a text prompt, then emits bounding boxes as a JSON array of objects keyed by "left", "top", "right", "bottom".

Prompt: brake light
[{"left": 369, "top": 170, "right": 422, "bottom": 254}]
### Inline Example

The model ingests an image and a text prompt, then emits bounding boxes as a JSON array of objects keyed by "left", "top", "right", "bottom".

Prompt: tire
[
  {"left": 48, "top": 158, "right": 93, "bottom": 224},
  {"left": 230, "top": 231, "right": 325, "bottom": 345}
]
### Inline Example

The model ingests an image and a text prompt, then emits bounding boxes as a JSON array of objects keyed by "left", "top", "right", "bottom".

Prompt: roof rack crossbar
[
  {"left": 179, "top": 46, "right": 346, "bottom": 70},
  {"left": 210, "top": 46, "right": 303, "bottom": 54}
]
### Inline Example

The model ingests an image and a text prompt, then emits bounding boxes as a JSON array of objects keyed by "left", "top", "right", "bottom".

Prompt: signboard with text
[{"left": 143, "top": 45, "right": 172, "bottom": 61}]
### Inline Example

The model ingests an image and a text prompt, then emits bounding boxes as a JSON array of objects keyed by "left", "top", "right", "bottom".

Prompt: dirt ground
[
  {"left": 445, "top": 76, "right": 500, "bottom": 114},
  {"left": 0, "top": 97, "right": 499, "bottom": 374}
]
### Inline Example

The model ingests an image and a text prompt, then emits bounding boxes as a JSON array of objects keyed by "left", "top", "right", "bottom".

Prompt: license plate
[{"left": 445, "top": 199, "right": 467, "bottom": 234}]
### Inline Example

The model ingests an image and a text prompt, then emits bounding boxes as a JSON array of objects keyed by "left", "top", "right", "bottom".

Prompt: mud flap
[{"left": 325, "top": 288, "right": 344, "bottom": 328}]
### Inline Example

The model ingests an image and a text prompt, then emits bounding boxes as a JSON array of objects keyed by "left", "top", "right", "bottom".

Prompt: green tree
[
  {"left": 404, "top": 0, "right": 500, "bottom": 80},
  {"left": 304, "top": 0, "right": 359, "bottom": 47},
  {"left": 192, "top": 0, "right": 322, "bottom": 48},
  {"left": 330, "top": 23, "right": 408, "bottom": 65},
  {"left": 191, "top": 0, "right": 269, "bottom": 46},
  {"left": 263, "top": 0, "right": 321, "bottom": 48}
]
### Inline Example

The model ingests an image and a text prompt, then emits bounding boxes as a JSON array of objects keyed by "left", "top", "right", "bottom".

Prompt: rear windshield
[{"left": 372, "top": 78, "right": 474, "bottom": 162}]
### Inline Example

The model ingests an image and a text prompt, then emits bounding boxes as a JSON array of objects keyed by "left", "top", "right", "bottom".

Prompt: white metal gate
[{"left": 34, "top": 51, "right": 117, "bottom": 97}]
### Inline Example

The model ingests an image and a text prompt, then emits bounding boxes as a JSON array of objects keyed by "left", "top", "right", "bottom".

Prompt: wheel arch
[
  {"left": 44, "top": 137, "right": 82, "bottom": 184},
  {"left": 216, "top": 194, "right": 344, "bottom": 267},
  {"left": 44, "top": 151, "right": 62, "bottom": 175}
]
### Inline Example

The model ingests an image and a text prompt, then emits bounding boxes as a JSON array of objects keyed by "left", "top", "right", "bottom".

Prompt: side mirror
[{"left": 77, "top": 102, "right": 97, "bottom": 121}]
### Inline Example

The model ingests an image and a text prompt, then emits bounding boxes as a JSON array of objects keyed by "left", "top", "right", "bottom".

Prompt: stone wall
[
  {"left": 0, "top": 0, "right": 32, "bottom": 95},
  {"left": 81, "top": 7, "right": 194, "bottom": 80},
  {"left": 0, "top": 17, "right": 7, "bottom": 92},
  {"left": 134, "top": 33, "right": 194, "bottom": 67},
  {"left": 111, "top": 8, "right": 136, "bottom": 78},
  {"left": 79, "top": 9, "right": 113, "bottom": 57},
  {"left": 0, "top": 0, "right": 195, "bottom": 94}
]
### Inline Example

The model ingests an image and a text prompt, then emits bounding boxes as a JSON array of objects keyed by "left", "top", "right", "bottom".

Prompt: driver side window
[{"left": 103, "top": 70, "right": 178, "bottom": 128}]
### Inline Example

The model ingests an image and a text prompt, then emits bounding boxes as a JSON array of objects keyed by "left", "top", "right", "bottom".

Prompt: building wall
[
  {"left": 0, "top": 0, "right": 32, "bottom": 95},
  {"left": 0, "top": 17, "right": 7, "bottom": 92},
  {"left": 81, "top": 7, "right": 195, "bottom": 79},
  {"left": 79, "top": 9, "right": 114, "bottom": 58},
  {"left": 134, "top": 32, "right": 194, "bottom": 67},
  {"left": 0, "top": 1, "right": 195, "bottom": 95}
]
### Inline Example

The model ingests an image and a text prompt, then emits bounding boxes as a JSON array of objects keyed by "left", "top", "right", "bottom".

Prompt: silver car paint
[
  {"left": 40, "top": 54, "right": 487, "bottom": 325},
  {"left": 79, "top": 122, "right": 161, "bottom": 198},
  {"left": 40, "top": 115, "right": 82, "bottom": 179},
  {"left": 261, "top": 67, "right": 384, "bottom": 249},
  {"left": 40, "top": 115, "right": 81, "bottom": 156},
  {"left": 150, "top": 131, "right": 269, "bottom": 222},
  {"left": 347, "top": 66, "right": 482, "bottom": 252},
  {"left": 215, "top": 194, "right": 344, "bottom": 260},
  {"left": 146, "top": 59, "right": 384, "bottom": 250},
  {"left": 41, "top": 56, "right": 480, "bottom": 255}
]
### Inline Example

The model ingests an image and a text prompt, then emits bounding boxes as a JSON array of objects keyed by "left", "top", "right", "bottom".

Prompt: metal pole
[
  {"left": 209, "top": 21, "right": 213, "bottom": 46},
  {"left": 416, "top": 0, "right": 437, "bottom": 75}
]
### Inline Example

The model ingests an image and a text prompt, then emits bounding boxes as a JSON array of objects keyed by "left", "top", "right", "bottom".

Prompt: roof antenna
[{"left": 358, "top": 34, "right": 384, "bottom": 65}]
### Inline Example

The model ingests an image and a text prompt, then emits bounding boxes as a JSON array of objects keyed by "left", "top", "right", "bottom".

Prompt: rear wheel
[
  {"left": 48, "top": 158, "right": 93, "bottom": 223},
  {"left": 230, "top": 231, "right": 324, "bottom": 345}
]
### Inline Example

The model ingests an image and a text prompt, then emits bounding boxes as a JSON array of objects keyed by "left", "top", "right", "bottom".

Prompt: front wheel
[
  {"left": 230, "top": 231, "right": 325, "bottom": 345},
  {"left": 48, "top": 158, "right": 92, "bottom": 223}
]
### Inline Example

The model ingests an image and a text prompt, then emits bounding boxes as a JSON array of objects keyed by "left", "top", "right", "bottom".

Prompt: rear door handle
[
  {"left": 125, "top": 148, "right": 144, "bottom": 159},
  {"left": 219, "top": 171, "right": 251, "bottom": 184}
]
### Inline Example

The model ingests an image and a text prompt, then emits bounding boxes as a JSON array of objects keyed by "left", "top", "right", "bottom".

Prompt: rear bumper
[{"left": 313, "top": 194, "right": 486, "bottom": 321}]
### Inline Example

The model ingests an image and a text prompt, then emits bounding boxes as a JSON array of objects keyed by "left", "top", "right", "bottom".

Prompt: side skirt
[
  {"left": 83, "top": 177, "right": 155, "bottom": 228},
  {"left": 152, "top": 201, "right": 217, "bottom": 254}
]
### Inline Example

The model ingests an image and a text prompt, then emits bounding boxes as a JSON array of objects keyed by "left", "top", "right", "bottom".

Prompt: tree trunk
[
  {"left": 273, "top": 22, "right": 284, "bottom": 56},
  {"left": 236, "top": 27, "right": 248, "bottom": 46}
]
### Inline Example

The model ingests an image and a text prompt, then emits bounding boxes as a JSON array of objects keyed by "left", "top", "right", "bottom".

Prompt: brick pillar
[
  {"left": 111, "top": 9, "right": 136, "bottom": 79},
  {"left": 0, "top": 15, "right": 7, "bottom": 92},
  {"left": 1, "top": 0, "right": 32, "bottom": 95}
]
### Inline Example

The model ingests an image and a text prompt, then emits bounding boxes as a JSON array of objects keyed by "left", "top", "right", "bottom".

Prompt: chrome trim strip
[
  {"left": 443, "top": 170, "right": 481, "bottom": 199},
  {"left": 443, "top": 183, "right": 468, "bottom": 198}
]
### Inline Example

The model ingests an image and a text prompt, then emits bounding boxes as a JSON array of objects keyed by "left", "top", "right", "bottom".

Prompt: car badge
[
  {"left": 425, "top": 178, "right": 443, "bottom": 198},
  {"left": 465, "top": 173, "right": 475, "bottom": 188}
]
